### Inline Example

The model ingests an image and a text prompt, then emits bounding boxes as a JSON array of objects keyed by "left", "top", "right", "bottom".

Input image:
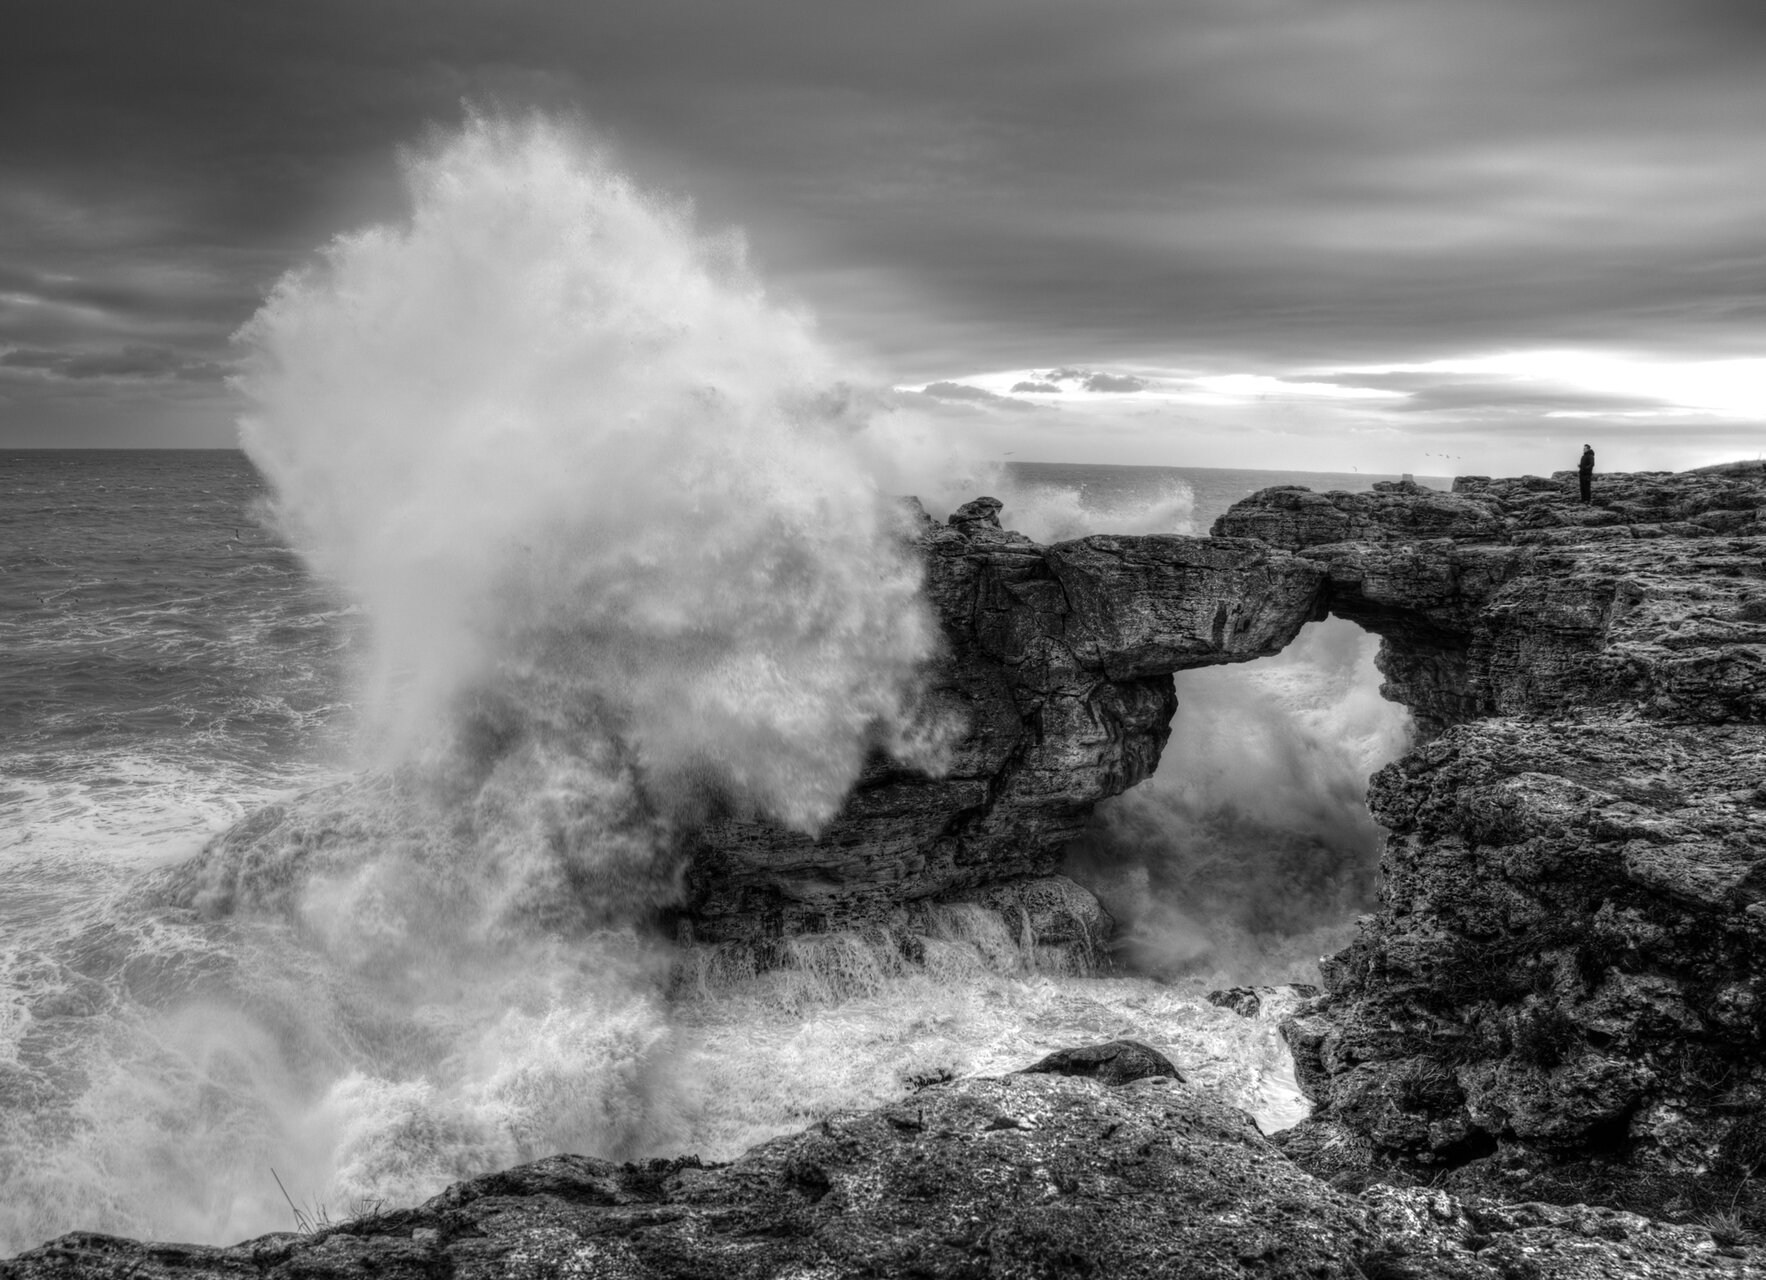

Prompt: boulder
[{"left": 1018, "top": 1038, "right": 1184, "bottom": 1085}]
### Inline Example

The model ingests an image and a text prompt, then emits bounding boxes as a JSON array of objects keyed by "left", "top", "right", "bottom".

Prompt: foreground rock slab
[{"left": 6, "top": 1072, "right": 1755, "bottom": 1279}]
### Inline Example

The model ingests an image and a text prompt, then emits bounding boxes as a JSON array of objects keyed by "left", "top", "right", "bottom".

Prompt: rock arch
[{"left": 678, "top": 497, "right": 1328, "bottom": 943}]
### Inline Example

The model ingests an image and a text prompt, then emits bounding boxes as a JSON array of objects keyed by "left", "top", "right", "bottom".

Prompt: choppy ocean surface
[{"left": 1, "top": 449, "right": 1435, "bottom": 1253}]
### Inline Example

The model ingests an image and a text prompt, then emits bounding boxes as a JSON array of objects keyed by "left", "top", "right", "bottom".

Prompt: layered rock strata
[
  {"left": 1214, "top": 469, "right": 1766, "bottom": 1208},
  {"left": 7, "top": 1067, "right": 1752, "bottom": 1279}
]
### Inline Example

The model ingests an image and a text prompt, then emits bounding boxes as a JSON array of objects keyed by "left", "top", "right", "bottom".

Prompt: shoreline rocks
[{"left": 8, "top": 1061, "right": 1753, "bottom": 1278}]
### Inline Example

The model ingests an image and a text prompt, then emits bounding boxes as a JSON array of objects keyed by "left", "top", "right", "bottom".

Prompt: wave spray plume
[
  {"left": 238, "top": 113, "right": 950, "bottom": 839},
  {"left": 0, "top": 112, "right": 963, "bottom": 1242}
]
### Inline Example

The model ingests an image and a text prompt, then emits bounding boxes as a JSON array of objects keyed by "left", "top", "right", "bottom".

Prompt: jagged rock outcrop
[
  {"left": 1209, "top": 984, "right": 1322, "bottom": 1019},
  {"left": 8, "top": 1067, "right": 1752, "bottom": 1278},
  {"left": 1219, "top": 469, "right": 1766, "bottom": 1225},
  {"left": 680, "top": 500, "right": 1327, "bottom": 941}
]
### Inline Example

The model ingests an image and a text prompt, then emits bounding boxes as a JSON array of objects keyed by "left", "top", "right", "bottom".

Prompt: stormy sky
[{"left": 4, "top": 0, "right": 1764, "bottom": 472}]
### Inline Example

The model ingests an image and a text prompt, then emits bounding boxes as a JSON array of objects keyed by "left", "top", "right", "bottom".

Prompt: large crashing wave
[
  {"left": 226, "top": 113, "right": 955, "bottom": 945},
  {"left": 115, "top": 114, "right": 973, "bottom": 1229}
]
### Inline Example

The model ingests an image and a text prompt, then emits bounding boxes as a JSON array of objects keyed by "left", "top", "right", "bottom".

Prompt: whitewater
[{"left": 0, "top": 116, "right": 1415, "bottom": 1254}]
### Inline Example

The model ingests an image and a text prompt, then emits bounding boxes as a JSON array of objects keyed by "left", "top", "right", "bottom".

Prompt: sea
[{"left": 0, "top": 448, "right": 1445, "bottom": 1253}]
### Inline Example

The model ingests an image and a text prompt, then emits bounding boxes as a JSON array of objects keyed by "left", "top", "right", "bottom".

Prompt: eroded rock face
[
  {"left": 1226, "top": 469, "right": 1766, "bottom": 1214},
  {"left": 680, "top": 504, "right": 1327, "bottom": 942},
  {"left": 1289, "top": 721, "right": 1766, "bottom": 1173},
  {"left": 8, "top": 1069, "right": 1749, "bottom": 1279}
]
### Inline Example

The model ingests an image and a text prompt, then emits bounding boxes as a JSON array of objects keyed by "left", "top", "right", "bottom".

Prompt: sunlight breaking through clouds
[
  {"left": 906, "top": 347, "right": 1766, "bottom": 474},
  {"left": 1318, "top": 350, "right": 1766, "bottom": 421}
]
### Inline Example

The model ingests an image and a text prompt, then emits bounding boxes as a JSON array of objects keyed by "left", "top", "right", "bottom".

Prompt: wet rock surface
[
  {"left": 1019, "top": 1037, "right": 1184, "bottom": 1084},
  {"left": 7, "top": 1069, "right": 1753, "bottom": 1279},
  {"left": 1209, "top": 984, "right": 1323, "bottom": 1019}
]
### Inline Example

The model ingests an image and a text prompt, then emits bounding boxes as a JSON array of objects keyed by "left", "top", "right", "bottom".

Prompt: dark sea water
[
  {"left": 0, "top": 449, "right": 1435, "bottom": 1254},
  {"left": 3, "top": 450, "right": 361, "bottom": 866}
]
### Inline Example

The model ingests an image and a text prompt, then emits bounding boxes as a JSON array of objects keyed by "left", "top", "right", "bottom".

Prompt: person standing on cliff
[{"left": 1578, "top": 444, "right": 1595, "bottom": 503}]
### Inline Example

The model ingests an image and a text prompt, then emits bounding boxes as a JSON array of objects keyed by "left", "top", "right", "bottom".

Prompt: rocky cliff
[{"left": 1213, "top": 468, "right": 1766, "bottom": 1222}]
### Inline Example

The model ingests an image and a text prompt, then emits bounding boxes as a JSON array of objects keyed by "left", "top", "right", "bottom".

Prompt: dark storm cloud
[
  {"left": 1308, "top": 371, "right": 1678, "bottom": 417},
  {"left": 921, "top": 381, "right": 996, "bottom": 403},
  {"left": 3, "top": 0, "right": 1765, "bottom": 444},
  {"left": 0, "top": 345, "right": 228, "bottom": 382},
  {"left": 1042, "top": 367, "right": 1147, "bottom": 392},
  {"left": 1083, "top": 373, "right": 1148, "bottom": 393},
  {"left": 919, "top": 381, "right": 1037, "bottom": 410}
]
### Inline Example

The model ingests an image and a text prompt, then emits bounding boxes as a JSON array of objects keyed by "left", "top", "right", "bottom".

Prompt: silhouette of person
[{"left": 1578, "top": 444, "right": 1594, "bottom": 503}]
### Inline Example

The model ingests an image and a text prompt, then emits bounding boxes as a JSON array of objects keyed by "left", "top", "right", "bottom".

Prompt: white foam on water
[
  {"left": 989, "top": 475, "right": 1198, "bottom": 544},
  {"left": 0, "top": 898, "right": 1309, "bottom": 1252},
  {"left": 0, "top": 756, "right": 306, "bottom": 868}
]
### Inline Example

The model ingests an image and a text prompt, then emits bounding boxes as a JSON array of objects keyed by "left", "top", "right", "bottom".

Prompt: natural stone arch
[{"left": 677, "top": 498, "right": 1329, "bottom": 944}]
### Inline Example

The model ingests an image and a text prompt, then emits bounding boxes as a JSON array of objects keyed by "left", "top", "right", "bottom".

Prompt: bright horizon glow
[
  {"left": 1321, "top": 350, "right": 1766, "bottom": 421},
  {"left": 907, "top": 346, "right": 1764, "bottom": 476}
]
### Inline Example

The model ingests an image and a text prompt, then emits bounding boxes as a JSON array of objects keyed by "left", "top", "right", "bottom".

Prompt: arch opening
[{"left": 1064, "top": 613, "right": 1413, "bottom": 988}]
